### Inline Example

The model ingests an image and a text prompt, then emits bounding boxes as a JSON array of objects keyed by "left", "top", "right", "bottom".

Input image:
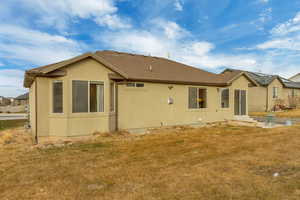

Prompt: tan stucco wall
[
  {"left": 29, "top": 58, "right": 250, "bottom": 137},
  {"left": 248, "top": 86, "right": 267, "bottom": 112},
  {"left": 29, "top": 58, "right": 116, "bottom": 137},
  {"left": 266, "top": 79, "right": 283, "bottom": 111},
  {"left": 290, "top": 75, "right": 300, "bottom": 82},
  {"left": 117, "top": 76, "right": 250, "bottom": 130},
  {"left": 283, "top": 88, "right": 300, "bottom": 106},
  {"left": 29, "top": 81, "right": 36, "bottom": 140}
]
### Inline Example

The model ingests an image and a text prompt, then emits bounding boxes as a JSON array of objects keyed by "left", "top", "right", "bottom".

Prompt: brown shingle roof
[{"left": 24, "top": 50, "right": 254, "bottom": 88}]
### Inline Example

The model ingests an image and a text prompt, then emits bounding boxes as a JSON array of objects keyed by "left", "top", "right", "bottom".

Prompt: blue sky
[{"left": 1, "top": 0, "right": 300, "bottom": 97}]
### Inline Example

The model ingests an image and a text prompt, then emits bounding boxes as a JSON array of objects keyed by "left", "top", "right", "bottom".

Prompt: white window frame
[
  {"left": 273, "top": 87, "right": 278, "bottom": 99},
  {"left": 52, "top": 80, "right": 64, "bottom": 114},
  {"left": 188, "top": 87, "right": 208, "bottom": 109},
  {"left": 72, "top": 80, "right": 104, "bottom": 113},
  {"left": 220, "top": 88, "right": 230, "bottom": 108}
]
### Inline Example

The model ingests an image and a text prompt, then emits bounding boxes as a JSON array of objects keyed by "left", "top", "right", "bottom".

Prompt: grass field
[
  {"left": 250, "top": 109, "right": 300, "bottom": 118},
  {"left": 1, "top": 125, "right": 300, "bottom": 200},
  {"left": 0, "top": 119, "right": 26, "bottom": 131}
]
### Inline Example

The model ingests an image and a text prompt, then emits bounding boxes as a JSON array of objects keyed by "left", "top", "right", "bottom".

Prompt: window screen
[
  {"left": 188, "top": 87, "right": 198, "bottom": 109},
  {"left": 53, "top": 81, "right": 63, "bottom": 113},
  {"left": 198, "top": 89, "right": 207, "bottom": 108},
  {"left": 90, "top": 82, "right": 104, "bottom": 112},
  {"left": 110, "top": 82, "right": 115, "bottom": 112},
  {"left": 188, "top": 87, "right": 207, "bottom": 109},
  {"left": 273, "top": 87, "right": 278, "bottom": 99},
  {"left": 221, "top": 89, "right": 229, "bottom": 108},
  {"left": 72, "top": 80, "right": 88, "bottom": 113},
  {"left": 136, "top": 83, "right": 144, "bottom": 87}
]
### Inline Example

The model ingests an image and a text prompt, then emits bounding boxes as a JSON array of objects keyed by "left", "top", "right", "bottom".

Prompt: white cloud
[
  {"left": 174, "top": 0, "right": 183, "bottom": 11},
  {"left": 0, "top": 63, "right": 3, "bottom": 67},
  {"left": 21, "top": 0, "right": 130, "bottom": 30},
  {"left": 152, "top": 19, "right": 190, "bottom": 39},
  {"left": 0, "top": 69, "right": 27, "bottom": 97},
  {"left": 271, "top": 12, "right": 300, "bottom": 36},
  {"left": 0, "top": 24, "right": 82, "bottom": 65},
  {"left": 95, "top": 15, "right": 131, "bottom": 29},
  {"left": 99, "top": 22, "right": 258, "bottom": 69},
  {"left": 256, "top": 12, "right": 300, "bottom": 51}
]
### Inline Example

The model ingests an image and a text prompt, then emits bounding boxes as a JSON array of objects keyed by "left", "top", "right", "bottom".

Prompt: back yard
[
  {"left": 1, "top": 124, "right": 300, "bottom": 200},
  {"left": 250, "top": 109, "right": 300, "bottom": 118}
]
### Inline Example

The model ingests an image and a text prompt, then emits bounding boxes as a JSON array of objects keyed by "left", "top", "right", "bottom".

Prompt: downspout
[
  {"left": 35, "top": 79, "right": 38, "bottom": 144},
  {"left": 115, "top": 82, "right": 119, "bottom": 131},
  {"left": 266, "top": 87, "right": 269, "bottom": 112}
]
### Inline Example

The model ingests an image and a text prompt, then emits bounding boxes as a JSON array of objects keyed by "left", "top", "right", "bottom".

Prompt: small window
[
  {"left": 273, "top": 87, "right": 278, "bottom": 99},
  {"left": 53, "top": 81, "right": 63, "bottom": 113},
  {"left": 188, "top": 87, "right": 207, "bottom": 109},
  {"left": 136, "top": 83, "right": 144, "bottom": 87},
  {"left": 90, "top": 82, "right": 104, "bottom": 112},
  {"left": 221, "top": 88, "right": 229, "bottom": 108},
  {"left": 291, "top": 89, "right": 296, "bottom": 97},
  {"left": 126, "top": 83, "right": 135, "bottom": 87},
  {"left": 110, "top": 82, "right": 115, "bottom": 112},
  {"left": 72, "top": 81, "right": 88, "bottom": 113}
]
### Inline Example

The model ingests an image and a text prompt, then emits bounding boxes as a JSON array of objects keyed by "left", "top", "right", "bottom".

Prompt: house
[
  {"left": 14, "top": 93, "right": 29, "bottom": 106},
  {"left": 0, "top": 96, "right": 11, "bottom": 106},
  {"left": 24, "top": 51, "right": 257, "bottom": 140},
  {"left": 223, "top": 69, "right": 300, "bottom": 112},
  {"left": 290, "top": 73, "right": 300, "bottom": 82}
]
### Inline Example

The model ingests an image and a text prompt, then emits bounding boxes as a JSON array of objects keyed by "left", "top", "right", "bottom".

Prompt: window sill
[{"left": 187, "top": 108, "right": 208, "bottom": 112}]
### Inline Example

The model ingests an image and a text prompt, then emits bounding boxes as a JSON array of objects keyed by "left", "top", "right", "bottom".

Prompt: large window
[
  {"left": 53, "top": 81, "right": 63, "bottom": 113},
  {"left": 221, "top": 88, "right": 229, "bottom": 108},
  {"left": 273, "top": 87, "right": 278, "bottom": 99},
  {"left": 72, "top": 80, "right": 104, "bottom": 113},
  {"left": 90, "top": 82, "right": 104, "bottom": 112},
  {"left": 188, "top": 87, "right": 207, "bottom": 109}
]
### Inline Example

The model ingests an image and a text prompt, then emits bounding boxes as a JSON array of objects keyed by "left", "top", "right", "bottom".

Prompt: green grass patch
[{"left": 0, "top": 120, "right": 27, "bottom": 131}]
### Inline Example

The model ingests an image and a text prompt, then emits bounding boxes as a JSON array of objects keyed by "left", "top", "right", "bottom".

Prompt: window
[
  {"left": 72, "top": 81, "right": 104, "bottom": 113},
  {"left": 136, "top": 83, "right": 144, "bottom": 87},
  {"left": 73, "top": 81, "right": 88, "bottom": 113},
  {"left": 90, "top": 82, "right": 104, "bottom": 112},
  {"left": 273, "top": 87, "right": 278, "bottom": 99},
  {"left": 126, "top": 82, "right": 144, "bottom": 88},
  {"left": 110, "top": 82, "right": 115, "bottom": 112},
  {"left": 53, "top": 81, "right": 63, "bottom": 113},
  {"left": 291, "top": 89, "right": 296, "bottom": 97},
  {"left": 126, "top": 83, "right": 135, "bottom": 87},
  {"left": 221, "top": 88, "right": 229, "bottom": 108},
  {"left": 188, "top": 87, "right": 207, "bottom": 109}
]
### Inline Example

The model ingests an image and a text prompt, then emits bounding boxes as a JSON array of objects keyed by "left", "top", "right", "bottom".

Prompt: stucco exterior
[
  {"left": 28, "top": 58, "right": 251, "bottom": 138},
  {"left": 290, "top": 74, "right": 300, "bottom": 82},
  {"left": 248, "top": 78, "right": 284, "bottom": 112},
  {"left": 118, "top": 75, "right": 249, "bottom": 130},
  {"left": 248, "top": 78, "right": 300, "bottom": 112}
]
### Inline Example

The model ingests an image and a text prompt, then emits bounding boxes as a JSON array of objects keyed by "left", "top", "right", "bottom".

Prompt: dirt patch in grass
[
  {"left": 1, "top": 125, "right": 300, "bottom": 200},
  {"left": 250, "top": 109, "right": 300, "bottom": 118}
]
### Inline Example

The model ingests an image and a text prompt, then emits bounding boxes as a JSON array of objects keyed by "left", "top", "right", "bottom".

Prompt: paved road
[{"left": 0, "top": 114, "right": 27, "bottom": 120}]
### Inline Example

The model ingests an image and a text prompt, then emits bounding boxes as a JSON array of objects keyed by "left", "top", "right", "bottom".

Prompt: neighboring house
[
  {"left": 24, "top": 51, "right": 257, "bottom": 139},
  {"left": 14, "top": 93, "right": 29, "bottom": 106},
  {"left": 0, "top": 96, "right": 11, "bottom": 106},
  {"left": 223, "top": 69, "right": 300, "bottom": 112},
  {"left": 290, "top": 73, "right": 300, "bottom": 82}
]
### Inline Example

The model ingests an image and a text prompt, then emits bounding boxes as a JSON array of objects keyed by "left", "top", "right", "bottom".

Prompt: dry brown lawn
[
  {"left": 1, "top": 125, "right": 300, "bottom": 200},
  {"left": 250, "top": 109, "right": 300, "bottom": 118}
]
